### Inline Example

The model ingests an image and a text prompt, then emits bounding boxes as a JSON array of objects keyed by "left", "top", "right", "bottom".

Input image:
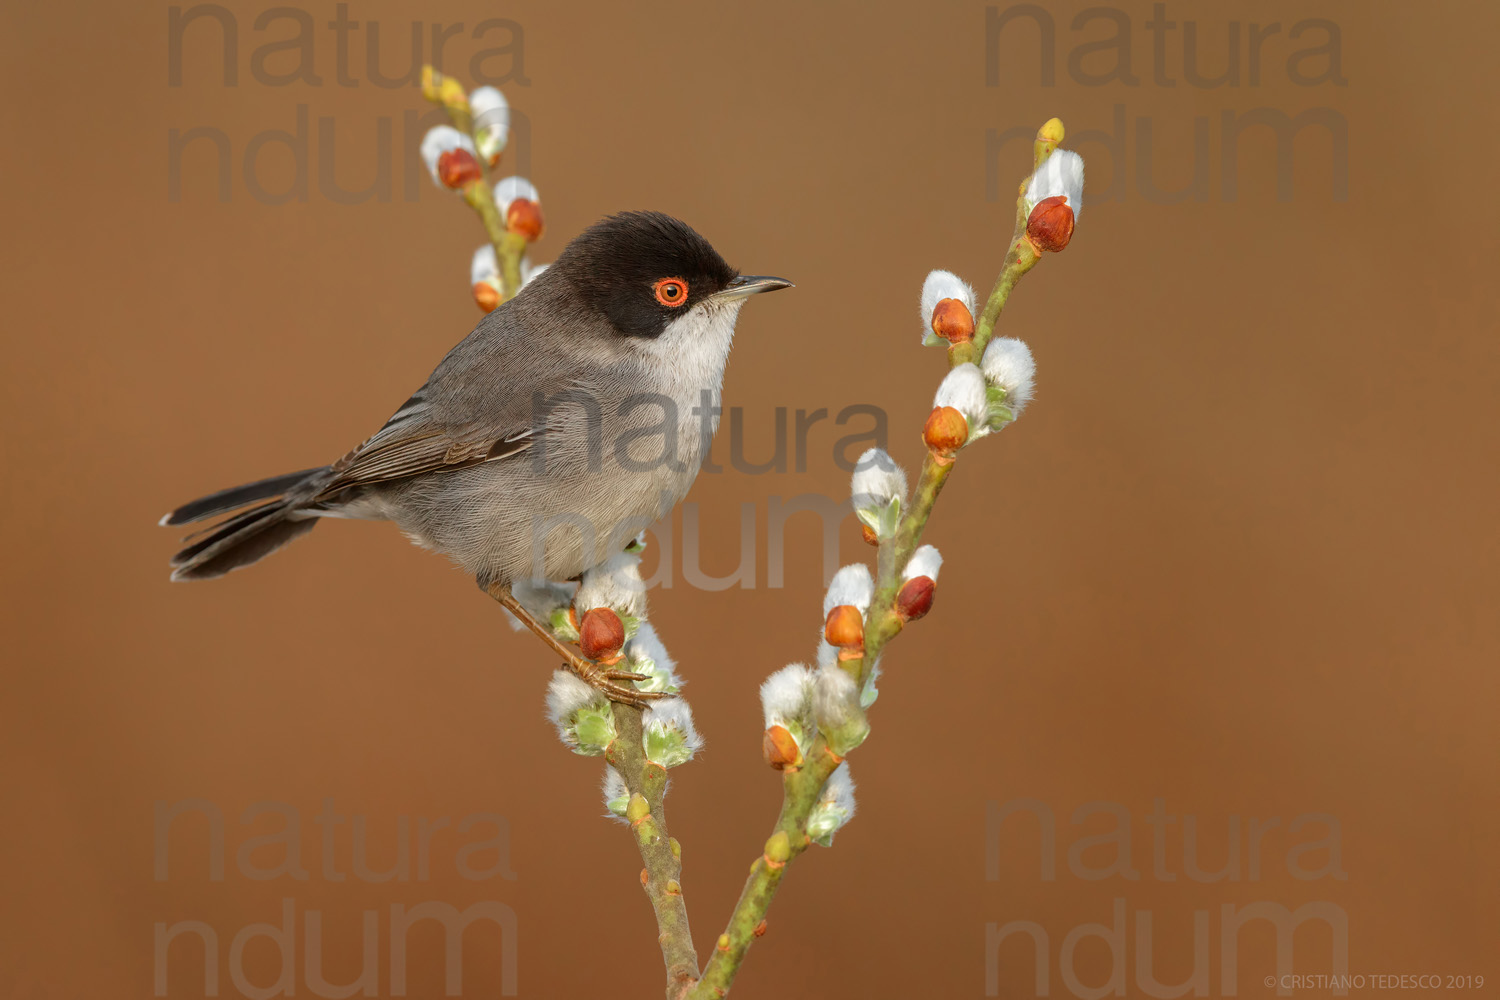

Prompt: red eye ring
[{"left": 653, "top": 277, "right": 689, "bottom": 307}]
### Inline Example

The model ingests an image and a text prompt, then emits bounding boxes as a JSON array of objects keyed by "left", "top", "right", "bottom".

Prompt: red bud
[
  {"left": 473, "top": 281, "right": 500, "bottom": 312},
  {"left": 1026, "top": 195, "right": 1075, "bottom": 253},
  {"left": 762, "top": 725, "right": 802, "bottom": 770},
  {"left": 931, "top": 297, "right": 975, "bottom": 344},
  {"left": 578, "top": 607, "right": 625, "bottom": 662},
  {"left": 753, "top": 919, "right": 768, "bottom": 938},
  {"left": 896, "top": 576, "right": 936, "bottom": 621},
  {"left": 506, "top": 198, "right": 545, "bottom": 240},
  {"left": 824, "top": 605, "right": 864, "bottom": 651},
  {"left": 437, "top": 148, "right": 482, "bottom": 189},
  {"left": 859, "top": 522, "right": 879, "bottom": 547},
  {"left": 923, "top": 406, "right": 969, "bottom": 456}
]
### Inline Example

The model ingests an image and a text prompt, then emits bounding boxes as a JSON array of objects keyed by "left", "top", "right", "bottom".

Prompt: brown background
[{"left": 2, "top": 1, "right": 1495, "bottom": 998}]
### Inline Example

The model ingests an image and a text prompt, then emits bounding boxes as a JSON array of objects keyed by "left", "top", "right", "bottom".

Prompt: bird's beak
[{"left": 716, "top": 275, "right": 794, "bottom": 301}]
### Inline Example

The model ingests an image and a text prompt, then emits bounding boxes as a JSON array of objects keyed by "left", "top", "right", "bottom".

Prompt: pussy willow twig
[
  {"left": 423, "top": 66, "right": 527, "bottom": 301},
  {"left": 608, "top": 707, "right": 700, "bottom": 995},
  {"left": 687, "top": 118, "right": 1069, "bottom": 1000}
]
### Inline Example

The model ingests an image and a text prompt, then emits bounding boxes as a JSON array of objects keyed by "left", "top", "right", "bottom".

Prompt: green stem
[
  {"left": 863, "top": 452, "right": 954, "bottom": 675},
  {"left": 460, "top": 173, "right": 528, "bottom": 303},
  {"left": 953, "top": 237, "right": 1039, "bottom": 365},
  {"left": 432, "top": 75, "right": 527, "bottom": 303},
  {"left": 688, "top": 125, "right": 1061, "bottom": 995},
  {"left": 610, "top": 707, "right": 700, "bottom": 997},
  {"left": 952, "top": 124, "right": 1060, "bottom": 365},
  {"left": 689, "top": 744, "right": 842, "bottom": 999}
]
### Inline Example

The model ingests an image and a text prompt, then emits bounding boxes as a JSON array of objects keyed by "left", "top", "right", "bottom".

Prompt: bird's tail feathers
[{"left": 163, "top": 467, "right": 329, "bottom": 581}]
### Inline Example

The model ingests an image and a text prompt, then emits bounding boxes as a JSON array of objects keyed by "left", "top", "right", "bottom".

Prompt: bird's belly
[{"left": 371, "top": 414, "right": 708, "bottom": 585}]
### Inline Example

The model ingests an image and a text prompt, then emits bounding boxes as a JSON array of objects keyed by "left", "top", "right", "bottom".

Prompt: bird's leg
[{"left": 485, "top": 581, "right": 665, "bottom": 709}]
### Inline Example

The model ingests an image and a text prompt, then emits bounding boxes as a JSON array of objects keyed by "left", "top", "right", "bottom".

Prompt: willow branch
[
  {"left": 691, "top": 118, "right": 1071, "bottom": 999},
  {"left": 690, "top": 742, "right": 840, "bottom": 998},
  {"left": 609, "top": 708, "right": 700, "bottom": 997},
  {"left": 951, "top": 119, "right": 1059, "bottom": 366},
  {"left": 424, "top": 65, "right": 527, "bottom": 301}
]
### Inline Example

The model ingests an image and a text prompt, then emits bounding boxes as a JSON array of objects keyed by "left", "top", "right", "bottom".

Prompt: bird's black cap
[{"left": 552, "top": 211, "right": 744, "bottom": 339}]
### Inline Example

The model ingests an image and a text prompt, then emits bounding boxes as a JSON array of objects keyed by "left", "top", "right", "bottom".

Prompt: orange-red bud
[
  {"left": 762, "top": 725, "right": 802, "bottom": 770},
  {"left": 824, "top": 605, "right": 864, "bottom": 650},
  {"left": 753, "top": 919, "right": 768, "bottom": 938},
  {"left": 473, "top": 281, "right": 500, "bottom": 313},
  {"left": 1026, "top": 195, "right": 1075, "bottom": 253},
  {"left": 506, "top": 198, "right": 545, "bottom": 240},
  {"left": 578, "top": 607, "right": 625, "bottom": 662},
  {"left": 923, "top": 405, "right": 969, "bottom": 456},
  {"left": 437, "top": 148, "right": 482, "bottom": 189},
  {"left": 930, "top": 297, "right": 975, "bottom": 344},
  {"left": 859, "top": 522, "right": 879, "bottom": 546},
  {"left": 896, "top": 575, "right": 936, "bottom": 621}
]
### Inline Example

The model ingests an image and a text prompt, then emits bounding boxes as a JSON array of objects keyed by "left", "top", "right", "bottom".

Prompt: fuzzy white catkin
[
  {"left": 471, "top": 245, "right": 499, "bottom": 285},
  {"left": 819, "top": 761, "right": 856, "bottom": 816},
  {"left": 506, "top": 578, "right": 576, "bottom": 632},
  {"left": 546, "top": 671, "right": 600, "bottom": 729},
  {"left": 902, "top": 545, "right": 943, "bottom": 584},
  {"left": 812, "top": 664, "right": 861, "bottom": 731},
  {"left": 625, "top": 621, "right": 682, "bottom": 693},
  {"left": 493, "top": 176, "right": 540, "bottom": 216},
  {"left": 627, "top": 621, "right": 674, "bottom": 674},
  {"left": 1025, "top": 149, "right": 1085, "bottom": 217},
  {"left": 920, "top": 270, "right": 976, "bottom": 325},
  {"left": 575, "top": 552, "right": 648, "bottom": 620},
  {"left": 850, "top": 447, "right": 907, "bottom": 511},
  {"left": 823, "top": 564, "right": 874, "bottom": 616},
  {"left": 602, "top": 765, "right": 629, "bottom": 820},
  {"left": 419, "top": 126, "right": 475, "bottom": 187},
  {"left": 760, "top": 663, "right": 815, "bottom": 730},
  {"left": 980, "top": 338, "right": 1036, "bottom": 415},
  {"left": 807, "top": 761, "right": 857, "bottom": 845},
  {"left": 933, "top": 363, "right": 991, "bottom": 432},
  {"left": 469, "top": 87, "right": 510, "bottom": 132},
  {"left": 643, "top": 698, "right": 703, "bottom": 753}
]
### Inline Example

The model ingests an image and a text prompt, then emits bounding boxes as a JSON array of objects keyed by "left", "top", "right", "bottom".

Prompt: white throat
[{"left": 638, "top": 298, "right": 746, "bottom": 418}]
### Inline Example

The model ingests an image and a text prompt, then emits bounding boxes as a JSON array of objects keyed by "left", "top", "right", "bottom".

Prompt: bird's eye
[{"left": 653, "top": 277, "right": 689, "bottom": 307}]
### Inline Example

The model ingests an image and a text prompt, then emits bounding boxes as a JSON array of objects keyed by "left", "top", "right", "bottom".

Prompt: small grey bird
[{"left": 162, "top": 211, "right": 790, "bottom": 699}]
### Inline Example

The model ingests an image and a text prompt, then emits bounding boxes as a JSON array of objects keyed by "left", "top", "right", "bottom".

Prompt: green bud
[
  {"left": 641, "top": 700, "right": 701, "bottom": 769},
  {"left": 823, "top": 713, "right": 870, "bottom": 756},
  {"left": 854, "top": 494, "right": 902, "bottom": 539},
  {"left": 986, "top": 385, "right": 1016, "bottom": 431},
  {"left": 625, "top": 793, "right": 651, "bottom": 824},
  {"left": 549, "top": 607, "right": 579, "bottom": 642},
  {"left": 569, "top": 703, "right": 617, "bottom": 756},
  {"left": 629, "top": 654, "right": 680, "bottom": 695},
  {"left": 644, "top": 721, "right": 694, "bottom": 768},
  {"left": 807, "top": 762, "right": 856, "bottom": 847},
  {"left": 808, "top": 804, "right": 853, "bottom": 847}
]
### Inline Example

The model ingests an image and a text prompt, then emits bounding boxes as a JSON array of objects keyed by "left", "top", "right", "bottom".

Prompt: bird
[{"left": 161, "top": 211, "right": 791, "bottom": 701}]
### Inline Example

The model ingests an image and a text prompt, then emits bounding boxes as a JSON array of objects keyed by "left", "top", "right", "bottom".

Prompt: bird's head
[{"left": 544, "top": 211, "right": 791, "bottom": 340}]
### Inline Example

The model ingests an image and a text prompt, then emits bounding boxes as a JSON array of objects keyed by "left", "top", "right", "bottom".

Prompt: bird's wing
[
  {"left": 314, "top": 417, "right": 537, "bottom": 499},
  {"left": 311, "top": 293, "right": 611, "bottom": 501}
]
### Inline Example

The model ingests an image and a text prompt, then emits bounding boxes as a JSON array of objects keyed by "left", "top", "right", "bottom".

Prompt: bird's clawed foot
[
  {"left": 486, "top": 580, "right": 665, "bottom": 709},
  {"left": 566, "top": 658, "right": 666, "bottom": 709}
]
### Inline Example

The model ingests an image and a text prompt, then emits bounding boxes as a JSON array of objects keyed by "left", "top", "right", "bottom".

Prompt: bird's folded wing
[{"left": 315, "top": 422, "right": 536, "bottom": 499}]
